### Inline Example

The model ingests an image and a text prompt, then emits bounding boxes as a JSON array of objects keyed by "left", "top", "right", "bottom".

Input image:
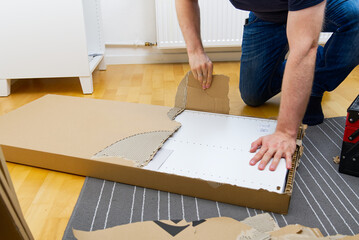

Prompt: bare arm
[
  {"left": 250, "top": 1, "right": 326, "bottom": 171},
  {"left": 175, "top": 0, "right": 213, "bottom": 89}
]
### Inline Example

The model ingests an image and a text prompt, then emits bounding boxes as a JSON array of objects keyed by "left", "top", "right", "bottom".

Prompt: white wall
[
  {"left": 101, "top": 0, "right": 156, "bottom": 45},
  {"left": 100, "top": 0, "right": 242, "bottom": 64}
]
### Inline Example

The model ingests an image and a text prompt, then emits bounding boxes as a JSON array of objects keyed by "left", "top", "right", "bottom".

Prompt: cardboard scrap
[
  {"left": 333, "top": 156, "right": 340, "bottom": 164},
  {"left": 72, "top": 214, "right": 359, "bottom": 240},
  {"left": 242, "top": 213, "right": 280, "bottom": 232},
  {"left": 73, "top": 217, "right": 253, "bottom": 240},
  {"left": 174, "top": 71, "right": 230, "bottom": 114},
  {"left": 0, "top": 147, "right": 33, "bottom": 240}
]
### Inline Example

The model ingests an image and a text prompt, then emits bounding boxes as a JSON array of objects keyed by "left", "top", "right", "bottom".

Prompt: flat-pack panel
[
  {"left": 0, "top": 72, "right": 303, "bottom": 213},
  {"left": 145, "top": 110, "right": 288, "bottom": 193}
]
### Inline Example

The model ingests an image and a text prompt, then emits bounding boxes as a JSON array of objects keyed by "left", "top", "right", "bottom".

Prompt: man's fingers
[
  {"left": 285, "top": 152, "right": 293, "bottom": 169},
  {"left": 250, "top": 146, "right": 267, "bottom": 165},
  {"left": 250, "top": 137, "right": 262, "bottom": 153},
  {"left": 205, "top": 63, "right": 213, "bottom": 89},
  {"left": 197, "top": 70, "right": 204, "bottom": 84},
  {"left": 202, "top": 68, "right": 208, "bottom": 89},
  {"left": 269, "top": 151, "right": 283, "bottom": 171},
  {"left": 192, "top": 70, "right": 198, "bottom": 80},
  {"left": 258, "top": 149, "right": 275, "bottom": 170}
]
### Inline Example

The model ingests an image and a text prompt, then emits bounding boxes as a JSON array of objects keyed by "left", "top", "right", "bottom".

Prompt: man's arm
[
  {"left": 250, "top": 1, "right": 326, "bottom": 171},
  {"left": 175, "top": 0, "right": 213, "bottom": 89}
]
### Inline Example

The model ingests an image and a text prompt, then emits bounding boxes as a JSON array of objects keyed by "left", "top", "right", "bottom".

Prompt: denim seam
[
  {"left": 268, "top": 35, "right": 289, "bottom": 97},
  {"left": 244, "top": 17, "right": 260, "bottom": 27},
  {"left": 325, "top": 18, "right": 341, "bottom": 29}
]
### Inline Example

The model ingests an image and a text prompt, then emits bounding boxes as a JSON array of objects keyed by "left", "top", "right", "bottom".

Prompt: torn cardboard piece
[
  {"left": 242, "top": 213, "right": 280, "bottom": 232},
  {"left": 73, "top": 217, "right": 254, "bottom": 240},
  {"left": 0, "top": 71, "right": 303, "bottom": 214},
  {"left": 72, "top": 214, "right": 359, "bottom": 240},
  {"left": 0, "top": 147, "right": 33, "bottom": 240},
  {"left": 174, "top": 71, "right": 230, "bottom": 114},
  {"left": 0, "top": 95, "right": 181, "bottom": 167}
]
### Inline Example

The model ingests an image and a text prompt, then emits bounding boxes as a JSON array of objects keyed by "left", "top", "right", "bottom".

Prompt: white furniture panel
[
  {"left": 146, "top": 110, "right": 288, "bottom": 193},
  {"left": 0, "top": 0, "right": 105, "bottom": 96}
]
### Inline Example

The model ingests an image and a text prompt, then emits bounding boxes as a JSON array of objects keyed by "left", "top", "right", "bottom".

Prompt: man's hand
[
  {"left": 249, "top": 131, "right": 297, "bottom": 171},
  {"left": 189, "top": 51, "right": 213, "bottom": 89},
  {"left": 248, "top": 1, "right": 325, "bottom": 172},
  {"left": 175, "top": 0, "right": 213, "bottom": 89}
]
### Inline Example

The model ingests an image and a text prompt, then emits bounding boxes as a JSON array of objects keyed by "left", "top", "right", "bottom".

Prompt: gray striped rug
[{"left": 63, "top": 117, "right": 359, "bottom": 239}]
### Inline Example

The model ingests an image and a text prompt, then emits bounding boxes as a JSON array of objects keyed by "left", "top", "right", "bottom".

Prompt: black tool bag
[{"left": 339, "top": 95, "right": 359, "bottom": 177}]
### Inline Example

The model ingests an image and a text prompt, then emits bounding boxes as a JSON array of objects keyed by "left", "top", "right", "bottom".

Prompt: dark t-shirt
[{"left": 229, "top": 0, "right": 324, "bottom": 23}]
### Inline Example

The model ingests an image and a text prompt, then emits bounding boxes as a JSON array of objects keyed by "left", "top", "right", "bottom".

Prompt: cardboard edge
[
  {"left": 1, "top": 144, "right": 292, "bottom": 214},
  {"left": 174, "top": 71, "right": 190, "bottom": 110},
  {"left": 167, "top": 107, "right": 185, "bottom": 120},
  {"left": 284, "top": 124, "right": 306, "bottom": 196},
  {"left": 92, "top": 129, "right": 181, "bottom": 167},
  {"left": 140, "top": 126, "right": 181, "bottom": 167},
  {"left": 0, "top": 146, "right": 34, "bottom": 240}
]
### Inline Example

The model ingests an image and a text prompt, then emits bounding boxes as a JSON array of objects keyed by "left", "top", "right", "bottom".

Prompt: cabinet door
[{"left": 0, "top": 0, "right": 90, "bottom": 79}]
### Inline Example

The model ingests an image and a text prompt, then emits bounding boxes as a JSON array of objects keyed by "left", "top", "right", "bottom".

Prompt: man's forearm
[
  {"left": 175, "top": 0, "right": 203, "bottom": 54},
  {"left": 276, "top": 1, "right": 325, "bottom": 137},
  {"left": 276, "top": 49, "right": 317, "bottom": 137}
]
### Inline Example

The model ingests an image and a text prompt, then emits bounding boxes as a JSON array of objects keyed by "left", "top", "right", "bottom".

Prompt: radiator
[
  {"left": 155, "top": 0, "right": 249, "bottom": 49},
  {"left": 155, "top": 0, "right": 331, "bottom": 49}
]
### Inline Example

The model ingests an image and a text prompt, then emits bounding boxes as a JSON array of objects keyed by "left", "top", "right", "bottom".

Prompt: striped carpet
[{"left": 63, "top": 117, "right": 359, "bottom": 239}]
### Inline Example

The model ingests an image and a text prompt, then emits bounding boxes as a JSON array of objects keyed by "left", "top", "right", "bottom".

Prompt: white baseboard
[{"left": 104, "top": 47, "right": 242, "bottom": 65}]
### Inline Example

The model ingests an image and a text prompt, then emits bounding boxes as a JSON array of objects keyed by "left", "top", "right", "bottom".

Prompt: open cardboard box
[{"left": 0, "top": 72, "right": 304, "bottom": 214}]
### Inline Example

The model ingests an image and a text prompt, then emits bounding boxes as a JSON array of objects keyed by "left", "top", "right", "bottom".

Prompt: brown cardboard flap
[
  {"left": 175, "top": 71, "right": 230, "bottom": 114},
  {"left": 0, "top": 95, "right": 181, "bottom": 167},
  {"left": 270, "top": 225, "right": 303, "bottom": 237},
  {"left": 73, "top": 217, "right": 254, "bottom": 240}
]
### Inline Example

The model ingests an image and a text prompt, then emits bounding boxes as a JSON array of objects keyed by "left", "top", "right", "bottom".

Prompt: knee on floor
[{"left": 239, "top": 89, "right": 265, "bottom": 107}]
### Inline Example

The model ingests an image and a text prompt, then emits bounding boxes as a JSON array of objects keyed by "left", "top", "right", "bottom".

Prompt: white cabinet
[{"left": 0, "top": 0, "right": 105, "bottom": 96}]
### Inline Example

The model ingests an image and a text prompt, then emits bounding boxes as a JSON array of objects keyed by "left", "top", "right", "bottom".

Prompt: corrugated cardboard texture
[
  {"left": 242, "top": 213, "right": 279, "bottom": 232},
  {"left": 72, "top": 214, "right": 358, "bottom": 240},
  {"left": 175, "top": 72, "right": 230, "bottom": 114},
  {"left": 93, "top": 131, "right": 174, "bottom": 167},
  {"left": 0, "top": 95, "right": 181, "bottom": 167}
]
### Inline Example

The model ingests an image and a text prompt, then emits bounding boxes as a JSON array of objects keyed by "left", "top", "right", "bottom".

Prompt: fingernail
[
  {"left": 250, "top": 160, "right": 255, "bottom": 165},
  {"left": 259, "top": 164, "right": 264, "bottom": 169}
]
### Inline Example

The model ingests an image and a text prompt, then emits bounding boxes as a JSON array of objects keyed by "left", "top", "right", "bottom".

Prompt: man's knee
[{"left": 239, "top": 85, "right": 266, "bottom": 107}]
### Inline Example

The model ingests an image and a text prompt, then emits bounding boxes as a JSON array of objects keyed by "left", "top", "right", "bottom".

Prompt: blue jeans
[{"left": 240, "top": 0, "right": 359, "bottom": 107}]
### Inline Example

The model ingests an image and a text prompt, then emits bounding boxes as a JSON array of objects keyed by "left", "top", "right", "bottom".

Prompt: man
[{"left": 176, "top": 0, "right": 359, "bottom": 171}]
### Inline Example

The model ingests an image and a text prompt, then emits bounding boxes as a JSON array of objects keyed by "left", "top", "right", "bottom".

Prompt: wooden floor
[{"left": 1, "top": 62, "right": 358, "bottom": 239}]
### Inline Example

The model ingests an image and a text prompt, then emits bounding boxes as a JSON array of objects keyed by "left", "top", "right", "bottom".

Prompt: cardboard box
[
  {"left": 0, "top": 147, "right": 33, "bottom": 240},
  {"left": 0, "top": 72, "right": 304, "bottom": 214}
]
